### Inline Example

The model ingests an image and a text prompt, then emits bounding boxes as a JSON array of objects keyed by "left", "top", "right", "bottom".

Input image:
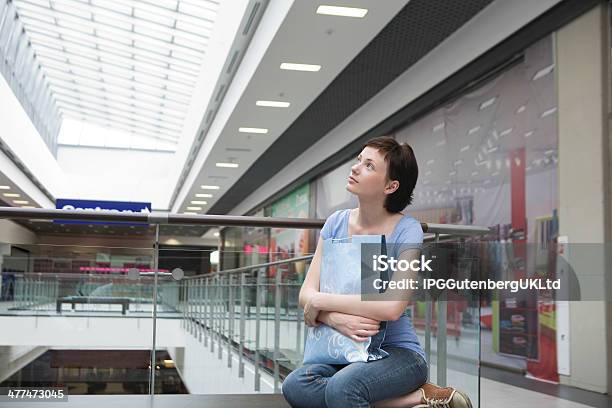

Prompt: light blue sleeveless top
[{"left": 320, "top": 209, "right": 426, "bottom": 361}]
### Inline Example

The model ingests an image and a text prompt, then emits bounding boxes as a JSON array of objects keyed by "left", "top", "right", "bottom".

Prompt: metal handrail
[
  {"left": 186, "top": 255, "right": 314, "bottom": 279},
  {"left": 0, "top": 207, "right": 491, "bottom": 235}
]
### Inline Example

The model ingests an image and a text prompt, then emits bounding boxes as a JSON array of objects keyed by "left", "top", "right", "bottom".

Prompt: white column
[{"left": 556, "top": 4, "right": 612, "bottom": 393}]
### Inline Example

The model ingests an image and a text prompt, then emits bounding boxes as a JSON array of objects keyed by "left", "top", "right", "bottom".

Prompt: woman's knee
[
  {"left": 324, "top": 373, "right": 368, "bottom": 407},
  {"left": 281, "top": 369, "right": 302, "bottom": 403}
]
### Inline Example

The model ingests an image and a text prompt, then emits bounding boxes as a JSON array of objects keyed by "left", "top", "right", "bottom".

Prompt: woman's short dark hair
[{"left": 364, "top": 136, "right": 418, "bottom": 212}]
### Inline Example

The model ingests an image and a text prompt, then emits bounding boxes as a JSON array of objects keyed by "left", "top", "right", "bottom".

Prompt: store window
[{"left": 395, "top": 35, "right": 559, "bottom": 380}]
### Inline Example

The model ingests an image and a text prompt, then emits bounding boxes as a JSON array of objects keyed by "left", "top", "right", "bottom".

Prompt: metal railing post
[
  {"left": 254, "top": 268, "right": 262, "bottom": 392},
  {"left": 228, "top": 273, "right": 234, "bottom": 368},
  {"left": 273, "top": 265, "right": 281, "bottom": 393},
  {"left": 239, "top": 272, "right": 246, "bottom": 378},
  {"left": 218, "top": 274, "right": 224, "bottom": 360},
  {"left": 198, "top": 277, "right": 203, "bottom": 342},
  {"left": 210, "top": 276, "right": 216, "bottom": 354},
  {"left": 149, "top": 224, "right": 160, "bottom": 395},
  {"left": 204, "top": 277, "right": 209, "bottom": 346}
]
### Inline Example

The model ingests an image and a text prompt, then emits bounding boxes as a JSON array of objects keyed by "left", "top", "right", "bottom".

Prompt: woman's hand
[
  {"left": 304, "top": 295, "right": 321, "bottom": 327},
  {"left": 324, "top": 311, "right": 380, "bottom": 342}
]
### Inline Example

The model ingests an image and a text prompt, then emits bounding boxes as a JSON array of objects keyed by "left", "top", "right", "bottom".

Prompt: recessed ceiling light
[
  {"left": 21, "top": 205, "right": 35, "bottom": 208},
  {"left": 3, "top": 193, "right": 20, "bottom": 197},
  {"left": 256, "top": 100, "right": 291, "bottom": 108},
  {"left": 13, "top": 200, "right": 28, "bottom": 204},
  {"left": 201, "top": 185, "right": 220, "bottom": 190},
  {"left": 280, "top": 63, "right": 321, "bottom": 72},
  {"left": 316, "top": 5, "right": 368, "bottom": 17},
  {"left": 190, "top": 200, "right": 207, "bottom": 205},
  {"left": 216, "top": 162, "right": 239, "bottom": 168},
  {"left": 239, "top": 127, "right": 268, "bottom": 134},
  {"left": 195, "top": 193, "right": 213, "bottom": 198},
  {"left": 0, "top": 186, "right": 10, "bottom": 190},
  {"left": 183, "top": 212, "right": 197, "bottom": 215},
  {"left": 186, "top": 206, "right": 202, "bottom": 211},
  {"left": 213, "top": 232, "right": 220, "bottom": 237}
]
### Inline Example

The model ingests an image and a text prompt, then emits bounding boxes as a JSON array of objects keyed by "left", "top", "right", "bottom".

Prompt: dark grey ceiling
[{"left": 208, "top": 0, "right": 495, "bottom": 215}]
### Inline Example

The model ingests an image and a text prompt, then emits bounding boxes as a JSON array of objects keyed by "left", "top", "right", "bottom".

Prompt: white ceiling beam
[
  {"left": 56, "top": 100, "right": 183, "bottom": 136},
  {"left": 54, "top": 96, "right": 184, "bottom": 131},
  {"left": 48, "top": 82, "right": 187, "bottom": 116},
  {"left": 59, "top": 107, "right": 181, "bottom": 142},
  {"left": 14, "top": 1, "right": 206, "bottom": 56},
  {"left": 20, "top": 19, "right": 202, "bottom": 68}
]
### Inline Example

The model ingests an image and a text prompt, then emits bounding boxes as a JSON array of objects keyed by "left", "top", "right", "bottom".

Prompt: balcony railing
[{"left": 0, "top": 207, "right": 489, "bottom": 405}]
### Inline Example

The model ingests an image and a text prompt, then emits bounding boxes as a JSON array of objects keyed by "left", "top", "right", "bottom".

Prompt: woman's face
[{"left": 346, "top": 146, "right": 398, "bottom": 198}]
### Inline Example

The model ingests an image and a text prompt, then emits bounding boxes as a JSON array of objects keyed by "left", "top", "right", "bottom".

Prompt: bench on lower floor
[{"left": 56, "top": 296, "right": 131, "bottom": 315}]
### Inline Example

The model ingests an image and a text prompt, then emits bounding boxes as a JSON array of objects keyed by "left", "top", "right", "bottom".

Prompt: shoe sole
[{"left": 454, "top": 390, "right": 473, "bottom": 408}]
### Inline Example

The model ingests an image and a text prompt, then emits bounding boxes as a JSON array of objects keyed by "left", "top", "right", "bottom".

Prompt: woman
[{"left": 282, "top": 136, "right": 472, "bottom": 408}]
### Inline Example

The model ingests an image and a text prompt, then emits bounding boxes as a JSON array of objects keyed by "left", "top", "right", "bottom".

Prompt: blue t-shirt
[{"left": 320, "top": 209, "right": 426, "bottom": 360}]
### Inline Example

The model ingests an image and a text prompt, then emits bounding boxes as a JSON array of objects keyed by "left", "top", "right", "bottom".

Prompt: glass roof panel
[{"left": 12, "top": 0, "right": 224, "bottom": 150}]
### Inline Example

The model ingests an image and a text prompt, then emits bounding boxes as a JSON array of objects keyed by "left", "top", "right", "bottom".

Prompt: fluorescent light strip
[
  {"left": 432, "top": 122, "right": 445, "bottom": 132},
  {"left": 239, "top": 127, "right": 268, "bottom": 134},
  {"left": 195, "top": 193, "right": 213, "bottom": 198},
  {"left": 316, "top": 5, "right": 368, "bottom": 18},
  {"left": 186, "top": 206, "right": 202, "bottom": 211},
  {"left": 13, "top": 200, "right": 29, "bottom": 204},
  {"left": 479, "top": 96, "right": 497, "bottom": 110},
  {"left": 201, "top": 185, "right": 220, "bottom": 190},
  {"left": 256, "top": 100, "right": 290, "bottom": 108},
  {"left": 533, "top": 64, "right": 555, "bottom": 81},
  {"left": 541, "top": 107, "right": 557, "bottom": 118},
  {"left": 280, "top": 63, "right": 321, "bottom": 72},
  {"left": 0, "top": 186, "right": 10, "bottom": 190},
  {"left": 468, "top": 126, "right": 481, "bottom": 135},
  {"left": 3, "top": 193, "right": 20, "bottom": 197},
  {"left": 216, "top": 162, "right": 239, "bottom": 168},
  {"left": 190, "top": 200, "right": 207, "bottom": 205},
  {"left": 183, "top": 212, "right": 197, "bottom": 215}
]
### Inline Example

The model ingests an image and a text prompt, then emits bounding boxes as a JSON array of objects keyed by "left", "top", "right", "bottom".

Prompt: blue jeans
[{"left": 282, "top": 347, "right": 428, "bottom": 408}]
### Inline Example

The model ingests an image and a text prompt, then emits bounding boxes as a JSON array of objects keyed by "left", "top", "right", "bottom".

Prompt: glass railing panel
[
  {"left": 155, "top": 223, "right": 315, "bottom": 394},
  {"left": 0, "top": 220, "right": 181, "bottom": 395}
]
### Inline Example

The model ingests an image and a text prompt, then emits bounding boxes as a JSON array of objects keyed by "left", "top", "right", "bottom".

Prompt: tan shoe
[{"left": 413, "top": 382, "right": 473, "bottom": 408}]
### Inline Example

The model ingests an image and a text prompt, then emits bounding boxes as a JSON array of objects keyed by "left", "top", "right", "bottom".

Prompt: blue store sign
[{"left": 55, "top": 199, "right": 151, "bottom": 225}]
